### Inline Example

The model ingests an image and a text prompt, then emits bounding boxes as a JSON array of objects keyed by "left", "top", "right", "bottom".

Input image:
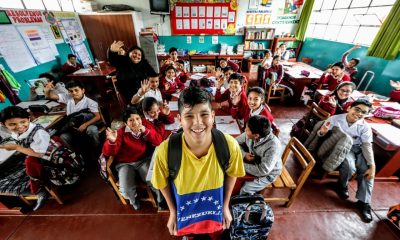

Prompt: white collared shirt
[
  {"left": 250, "top": 105, "right": 263, "bottom": 117},
  {"left": 124, "top": 125, "right": 141, "bottom": 139},
  {"left": 57, "top": 93, "right": 99, "bottom": 115},
  {"left": 139, "top": 88, "right": 163, "bottom": 103},
  {"left": 326, "top": 113, "right": 373, "bottom": 145}
]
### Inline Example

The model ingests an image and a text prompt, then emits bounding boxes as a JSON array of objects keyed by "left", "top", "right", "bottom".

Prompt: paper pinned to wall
[
  {"left": 41, "top": 26, "right": 59, "bottom": 56},
  {"left": 0, "top": 25, "right": 36, "bottom": 72},
  {"left": 73, "top": 43, "right": 92, "bottom": 66}
]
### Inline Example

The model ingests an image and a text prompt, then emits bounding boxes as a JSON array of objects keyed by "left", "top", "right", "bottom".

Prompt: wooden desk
[
  {"left": 67, "top": 64, "right": 116, "bottom": 124},
  {"left": 284, "top": 62, "right": 323, "bottom": 103}
]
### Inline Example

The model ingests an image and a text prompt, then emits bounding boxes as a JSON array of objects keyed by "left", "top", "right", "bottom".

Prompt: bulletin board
[{"left": 170, "top": 2, "right": 237, "bottom": 35}]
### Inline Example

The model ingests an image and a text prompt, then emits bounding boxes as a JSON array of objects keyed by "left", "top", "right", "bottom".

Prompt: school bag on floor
[{"left": 230, "top": 194, "right": 274, "bottom": 240}]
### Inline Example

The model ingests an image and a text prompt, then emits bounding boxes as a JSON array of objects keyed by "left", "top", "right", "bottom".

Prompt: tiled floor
[{"left": 1, "top": 98, "right": 399, "bottom": 240}]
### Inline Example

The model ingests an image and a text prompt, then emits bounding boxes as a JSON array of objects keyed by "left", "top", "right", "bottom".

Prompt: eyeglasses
[
  {"left": 352, "top": 106, "right": 369, "bottom": 115},
  {"left": 339, "top": 89, "right": 352, "bottom": 93}
]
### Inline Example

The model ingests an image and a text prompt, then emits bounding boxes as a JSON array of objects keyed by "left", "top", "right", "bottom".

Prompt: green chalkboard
[{"left": 0, "top": 10, "right": 11, "bottom": 24}]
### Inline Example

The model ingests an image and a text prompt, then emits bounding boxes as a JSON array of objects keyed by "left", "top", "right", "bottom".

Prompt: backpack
[
  {"left": 167, "top": 128, "right": 230, "bottom": 180},
  {"left": 230, "top": 194, "right": 274, "bottom": 240}
]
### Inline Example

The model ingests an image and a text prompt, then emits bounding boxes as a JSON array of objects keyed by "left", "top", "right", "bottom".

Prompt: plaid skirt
[{"left": 0, "top": 154, "right": 30, "bottom": 195}]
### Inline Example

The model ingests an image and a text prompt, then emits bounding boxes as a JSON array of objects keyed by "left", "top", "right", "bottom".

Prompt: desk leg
[{"left": 376, "top": 150, "right": 400, "bottom": 178}]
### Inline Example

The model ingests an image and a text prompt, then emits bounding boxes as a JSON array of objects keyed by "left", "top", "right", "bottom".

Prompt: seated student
[
  {"left": 131, "top": 74, "right": 163, "bottom": 105},
  {"left": 102, "top": 106, "right": 163, "bottom": 210},
  {"left": 236, "top": 115, "right": 282, "bottom": 195},
  {"left": 175, "top": 60, "right": 189, "bottom": 83},
  {"left": 61, "top": 54, "right": 83, "bottom": 75},
  {"left": 219, "top": 57, "right": 240, "bottom": 72},
  {"left": 315, "top": 62, "right": 351, "bottom": 91},
  {"left": 160, "top": 47, "right": 180, "bottom": 73},
  {"left": 215, "top": 73, "right": 248, "bottom": 120},
  {"left": 240, "top": 87, "right": 279, "bottom": 135},
  {"left": 215, "top": 66, "right": 234, "bottom": 90},
  {"left": 151, "top": 87, "right": 245, "bottom": 238},
  {"left": 261, "top": 49, "right": 273, "bottom": 70},
  {"left": 264, "top": 55, "right": 284, "bottom": 86},
  {"left": 389, "top": 80, "right": 400, "bottom": 102},
  {"left": 44, "top": 80, "right": 101, "bottom": 151},
  {"left": 0, "top": 106, "right": 50, "bottom": 211},
  {"left": 274, "top": 43, "right": 290, "bottom": 61},
  {"left": 29, "top": 73, "right": 68, "bottom": 101},
  {"left": 141, "top": 97, "right": 175, "bottom": 140},
  {"left": 159, "top": 65, "right": 185, "bottom": 101},
  {"left": 318, "top": 82, "right": 356, "bottom": 115},
  {"left": 342, "top": 44, "right": 361, "bottom": 81},
  {"left": 318, "top": 99, "right": 375, "bottom": 222}
]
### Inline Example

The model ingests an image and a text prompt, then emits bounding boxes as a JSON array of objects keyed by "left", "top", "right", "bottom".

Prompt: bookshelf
[{"left": 243, "top": 27, "right": 275, "bottom": 51}]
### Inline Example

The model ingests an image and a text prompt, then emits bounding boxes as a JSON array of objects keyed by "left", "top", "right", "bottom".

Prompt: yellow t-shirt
[{"left": 151, "top": 133, "right": 245, "bottom": 235}]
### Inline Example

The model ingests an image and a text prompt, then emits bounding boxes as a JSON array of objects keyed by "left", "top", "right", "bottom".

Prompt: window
[
  {"left": 306, "top": 0, "right": 394, "bottom": 45},
  {"left": 0, "top": 0, "right": 24, "bottom": 9},
  {"left": 60, "top": 0, "right": 75, "bottom": 12},
  {"left": 23, "top": 0, "right": 45, "bottom": 10},
  {"left": 42, "top": 0, "right": 61, "bottom": 11}
]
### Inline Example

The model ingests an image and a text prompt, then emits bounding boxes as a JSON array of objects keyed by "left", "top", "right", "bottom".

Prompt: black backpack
[{"left": 167, "top": 128, "right": 230, "bottom": 180}]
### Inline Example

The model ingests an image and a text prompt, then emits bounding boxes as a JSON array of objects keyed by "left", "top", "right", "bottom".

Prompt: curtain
[
  {"left": 295, "top": 0, "right": 315, "bottom": 41},
  {"left": 367, "top": 0, "right": 400, "bottom": 60}
]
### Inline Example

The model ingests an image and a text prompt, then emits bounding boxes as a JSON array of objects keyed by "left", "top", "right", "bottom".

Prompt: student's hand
[
  {"left": 176, "top": 88, "right": 181, "bottom": 93},
  {"left": 110, "top": 40, "right": 124, "bottom": 53},
  {"left": 44, "top": 81, "right": 55, "bottom": 91},
  {"left": 140, "top": 79, "right": 150, "bottom": 94},
  {"left": 161, "top": 100, "right": 171, "bottom": 115},
  {"left": 217, "top": 76, "right": 224, "bottom": 89},
  {"left": 167, "top": 211, "right": 177, "bottom": 235},
  {"left": 319, "top": 121, "right": 330, "bottom": 136},
  {"left": 328, "top": 95, "right": 337, "bottom": 106},
  {"left": 222, "top": 205, "right": 232, "bottom": 230},
  {"left": 364, "top": 165, "right": 375, "bottom": 180},
  {"left": 0, "top": 144, "right": 19, "bottom": 151},
  {"left": 244, "top": 153, "right": 255, "bottom": 161},
  {"left": 106, "top": 127, "right": 117, "bottom": 143},
  {"left": 390, "top": 80, "right": 400, "bottom": 90},
  {"left": 164, "top": 83, "right": 170, "bottom": 91},
  {"left": 215, "top": 69, "right": 223, "bottom": 78},
  {"left": 76, "top": 123, "right": 88, "bottom": 132}
]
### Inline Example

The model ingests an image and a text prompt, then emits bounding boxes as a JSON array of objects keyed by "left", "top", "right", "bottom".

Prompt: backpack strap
[
  {"left": 168, "top": 131, "right": 183, "bottom": 181},
  {"left": 211, "top": 128, "right": 230, "bottom": 172}
]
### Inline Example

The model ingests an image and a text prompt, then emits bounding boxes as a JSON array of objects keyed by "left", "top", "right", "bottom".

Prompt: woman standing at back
[{"left": 108, "top": 40, "right": 156, "bottom": 103}]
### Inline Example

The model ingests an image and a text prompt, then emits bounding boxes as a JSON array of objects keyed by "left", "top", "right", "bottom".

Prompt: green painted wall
[
  {"left": 298, "top": 38, "right": 400, "bottom": 96},
  {"left": 159, "top": 35, "right": 247, "bottom": 53},
  {"left": 0, "top": 40, "right": 93, "bottom": 110}
]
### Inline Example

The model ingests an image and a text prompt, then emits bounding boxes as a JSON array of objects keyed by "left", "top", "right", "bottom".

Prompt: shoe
[
  {"left": 33, "top": 191, "right": 49, "bottom": 211},
  {"left": 157, "top": 200, "right": 168, "bottom": 211},
  {"left": 131, "top": 199, "right": 141, "bottom": 210},
  {"left": 335, "top": 183, "right": 349, "bottom": 200},
  {"left": 358, "top": 201, "right": 373, "bottom": 223}
]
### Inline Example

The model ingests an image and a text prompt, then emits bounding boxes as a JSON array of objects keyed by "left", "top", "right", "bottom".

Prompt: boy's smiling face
[{"left": 3, "top": 117, "right": 30, "bottom": 134}]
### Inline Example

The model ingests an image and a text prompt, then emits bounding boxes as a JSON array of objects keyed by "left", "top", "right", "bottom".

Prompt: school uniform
[
  {"left": 318, "top": 74, "right": 351, "bottom": 91},
  {"left": 137, "top": 88, "right": 163, "bottom": 103},
  {"left": 390, "top": 90, "right": 400, "bottom": 102},
  {"left": 159, "top": 76, "right": 185, "bottom": 101},
  {"left": 142, "top": 112, "right": 175, "bottom": 140},
  {"left": 215, "top": 89, "right": 248, "bottom": 120},
  {"left": 61, "top": 62, "right": 83, "bottom": 75}
]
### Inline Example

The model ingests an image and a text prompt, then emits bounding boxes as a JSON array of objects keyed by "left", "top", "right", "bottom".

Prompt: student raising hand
[
  {"left": 390, "top": 80, "right": 400, "bottom": 90},
  {"left": 328, "top": 95, "right": 337, "bottom": 107},
  {"left": 140, "top": 79, "right": 151, "bottom": 94},
  {"left": 161, "top": 100, "right": 171, "bottom": 115},
  {"left": 110, "top": 40, "right": 124, "bottom": 53},
  {"left": 319, "top": 121, "right": 331, "bottom": 136},
  {"left": 106, "top": 127, "right": 118, "bottom": 143}
]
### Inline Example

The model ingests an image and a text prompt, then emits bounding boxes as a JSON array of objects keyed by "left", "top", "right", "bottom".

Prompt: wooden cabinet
[
  {"left": 79, "top": 12, "right": 143, "bottom": 61},
  {"left": 244, "top": 27, "right": 275, "bottom": 53},
  {"left": 271, "top": 37, "right": 301, "bottom": 62}
]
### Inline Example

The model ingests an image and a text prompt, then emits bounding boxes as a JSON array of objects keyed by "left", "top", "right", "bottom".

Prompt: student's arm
[
  {"left": 44, "top": 82, "right": 59, "bottom": 101},
  {"left": 227, "top": 60, "right": 239, "bottom": 72},
  {"left": 175, "top": 78, "right": 185, "bottom": 91},
  {"left": 235, "top": 133, "right": 248, "bottom": 158},
  {"left": 102, "top": 127, "right": 123, "bottom": 156},
  {"left": 342, "top": 44, "right": 361, "bottom": 65},
  {"left": 78, "top": 112, "right": 101, "bottom": 132},
  {"left": 246, "top": 142, "right": 281, "bottom": 176},
  {"left": 276, "top": 64, "right": 284, "bottom": 82},
  {"left": 0, "top": 144, "right": 44, "bottom": 158},
  {"left": 215, "top": 88, "right": 230, "bottom": 103},
  {"left": 142, "top": 121, "right": 163, "bottom": 146},
  {"left": 160, "top": 185, "right": 178, "bottom": 235},
  {"left": 231, "top": 92, "right": 248, "bottom": 119},
  {"left": 318, "top": 95, "right": 337, "bottom": 115}
]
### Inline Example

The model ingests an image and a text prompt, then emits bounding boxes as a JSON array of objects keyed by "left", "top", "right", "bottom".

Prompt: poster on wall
[
  {"left": 17, "top": 25, "right": 55, "bottom": 64},
  {"left": 0, "top": 25, "right": 37, "bottom": 72},
  {"left": 73, "top": 43, "right": 92, "bottom": 66},
  {"left": 170, "top": 2, "right": 237, "bottom": 35}
]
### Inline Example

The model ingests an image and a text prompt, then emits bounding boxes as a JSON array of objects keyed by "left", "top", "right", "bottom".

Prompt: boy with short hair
[
  {"left": 236, "top": 115, "right": 282, "bottom": 195},
  {"left": 318, "top": 98, "right": 375, "bottom": 222},
  {"left": 61, "top": 54, "right": 83, "bottom": 75},
  {"left": 131, "top": 73, "right": 163, "bottom": 105},
  {"left": 44, "top": 80, "right": 101, "bottom": 150},
  {"left": 151, "top": 87, "right": 245, "bottom": 238}
]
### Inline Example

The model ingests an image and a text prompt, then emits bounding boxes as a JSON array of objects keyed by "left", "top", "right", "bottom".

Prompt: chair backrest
[
  {"left": 281, "top": 137, "right": 316, "bottom": 186},
  {"left": 301, "top": 102, "right": 330, "bottom": 139},
  {"left": 111, "top": 76, "right": 126, "bottom": 110}
]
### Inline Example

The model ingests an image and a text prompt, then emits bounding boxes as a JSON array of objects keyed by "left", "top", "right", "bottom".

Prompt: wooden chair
[
  {"left": 265, "top": 76, "right": 286, "bottom": 104},
  {"left": 111, "top": 76, "right": 126, "bottom": 110},
  {"left": 299, "top": 102, "right": 331, "bottom": 141},
  {"left": 106, "top": 156, "right": 157, "bottom": 208},
  {"left": 262, "top": 137, "right": 316, "bottom": 207}
]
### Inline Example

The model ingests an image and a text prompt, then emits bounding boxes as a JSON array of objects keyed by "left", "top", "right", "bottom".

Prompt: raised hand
[
  {"left": 161, "top": 100, "right": 171, "bottom": 115},
  {"left": 140, "top": 79, "right": 150, "bottom": 94},
  {"left": 164, "top": 83, "right": 170, "bottom": 91},
  {"left": 44, "top": 81, "right": 55, "bottom": 91},
  {"left": 106, "top": 127, "right": 117, "bottom": 143},
  {"left": 110, "top": 40, "right": 124, "bottom": 53},
  {"left": 217, "top": 76, "right": 225, "bottom": 89},
  {"left": 390, "top": 80, "right": 400, "bottom": 90},
  {"left": 328, "top": 95, "right": 337, "bottom": 106},
  {"left": 319, "top": 121, "right": 331, "bottom": 135}
]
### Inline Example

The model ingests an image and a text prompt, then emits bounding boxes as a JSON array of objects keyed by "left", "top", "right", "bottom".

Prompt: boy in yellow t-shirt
[{"left": 151, "top": 87, "right": 245, "bottom": 238}]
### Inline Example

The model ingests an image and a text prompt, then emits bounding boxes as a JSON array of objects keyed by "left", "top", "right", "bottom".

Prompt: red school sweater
[
  {"left": 141, "top": 112, "right": 175, "bottom": 140},
  {"left": 102, "top": 123, "right": 162, "bottom": 163},
  {"left": 318, "top": 73, "right": 351, "bottom": 91},
  {"left": 159, "top": 76, "right": 185, "bottom": 99},
  {"left": 215, "top": 88, "right": 248, "bottom": 119}
]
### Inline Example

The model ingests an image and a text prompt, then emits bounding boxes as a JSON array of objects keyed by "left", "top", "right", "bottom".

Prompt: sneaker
[
  {"left": 357, "top": 201, "right": 373, "bottom": 223},
  {"left": 33, "top": 190, "right": 49, "bottom": 211},
  {"left": 131, "top": 198, "right": 141, "bottom": 210},
  {"left": 335, "top": 183, "right": 349, "bottom": 200}
]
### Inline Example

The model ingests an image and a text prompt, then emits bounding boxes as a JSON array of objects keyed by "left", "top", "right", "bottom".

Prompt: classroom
[{"left": 0, "top": 0, "right": 399, "bottom": 239}]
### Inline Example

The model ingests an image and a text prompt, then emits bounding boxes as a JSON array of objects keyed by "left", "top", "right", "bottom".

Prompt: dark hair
[
  {"left": 228, "top": 73, "right": 243, "bottom": 84},
  {"left": 0, "top": 106, "right": 30, "bottom": 124},
  {"left": 128, "top": 46, "right": 145, "bottom": 59},
  {"left": 142, "top": 97, "right": 159, "bottom": 112},
  {"left": 279, "top": 43, "right": 287, "bottom": 48},
  {"left": 331, "top": 81, "right": 356, "bottom": 97},
  {"left": 38, "top": 73, "right": 55, "bottom": 82},
  {"left": 247, "top": 115, "right": 271, "bottom": 137},
  {"left": 223, "top": 66, "right": 233, "bottom": 73},
  {"left": 164, "top": 65, "right": 176, "bottom": 73},
  {"left": 176, "top": 60, "right": 184, "bottom": 65},
  {"left": 200, "top": 77, "right": 211, "bottom": 88},
  {"left": 122, "top": 106, "right": 141, "bottom": 122},
  {"left": 332, "top": 62, "right": 345, "bottom": 69},
  {"left": 350, "top": 98, "right": 372, "bottom": 108},
  {"left": 169, "top": 47, "right": 178, "bottom": 54},
  {"left": 350, "top": 58, "right": 360, "bottom": 66},
  {"left": 272, "top": 55, "right": 280, "bottom": 61},
  {"left": 247, "top": 87, "right": 265, "bottom": 102},
  {"left": 148, "top": 72, "right": 159, "bottom": 78},
  {"left": 178, "top": 87, "right": 212, "bottom": 114},
  {"left": 65, "top": 80, "right": 84, "bottom": 89},
  {"left": 67, "top": 54, "right": 76, "bottom": 59},
  {"left": 264, "top": 49, "right": 272, "bottom": 55}
]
